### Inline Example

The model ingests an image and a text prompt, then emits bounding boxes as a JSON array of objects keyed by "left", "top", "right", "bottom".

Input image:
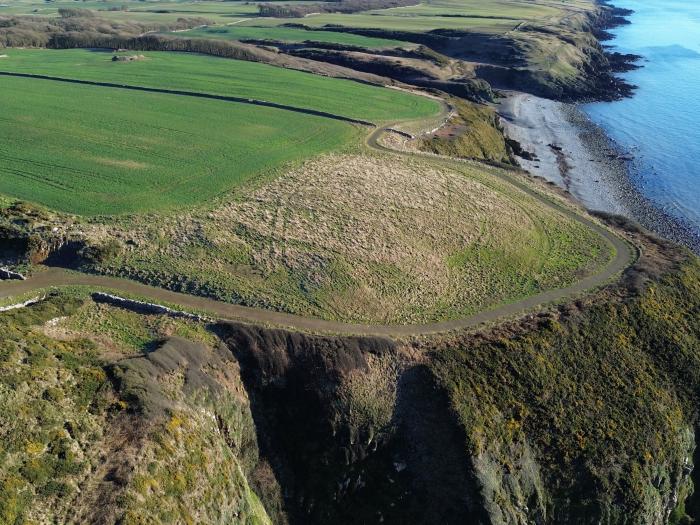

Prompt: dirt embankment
[
  {"left": 218, "top": 321, "right": 487, "bottom": 524},
  {"left": 281, "top": 46, "right": 494, "bottom": 102}
]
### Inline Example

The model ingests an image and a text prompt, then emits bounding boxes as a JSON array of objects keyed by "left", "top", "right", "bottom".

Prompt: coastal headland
[{"left": 1, "top": 1, "right": 699, "bottom": 524}]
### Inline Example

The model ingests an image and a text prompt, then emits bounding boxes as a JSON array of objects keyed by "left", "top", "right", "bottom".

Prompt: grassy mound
[{"left": 85, "top": 153, "right": 612, "bottom": 324}]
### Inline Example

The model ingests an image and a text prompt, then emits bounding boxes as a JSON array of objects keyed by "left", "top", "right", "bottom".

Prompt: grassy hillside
[
  {"left": 0, "top": 230, "right": 698, "bottom": 524},
  {"left": 75, "top": 153, "right": 612, "bottom": 324},
  {"left": 418, "top": 99, "right": 514, "bottom": 164},
  {"left": 429, "top": 235, "right": 700, "bottom": 523},
  {"left": 0, "top": 292, "right": 274, "bottom": 524},
  {"left": 0, "top": 75, "right": 356, "bottom": 215},
  {"left": 229, "top": 239, "right": 700, "bottom": 525},
  {"left": 0, "top": 49, "right": 440, "bottom": 122}
]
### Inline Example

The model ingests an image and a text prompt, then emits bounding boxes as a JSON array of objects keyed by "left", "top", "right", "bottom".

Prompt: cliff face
[
  {"left": 305, "top": 3, "right": 636, "bottom": 102},
  {"left": 429, "top": 238, "right": 700, "bottom": 523},
  {"left": 0, "top": 299, "right": 272, "bottom": 524},
  {"left": 473, "top": 5, "right": 637, "bottom": 102},
  {"left": 219, "top": 323, "right": 488, "bottom": 524},
  {"left": 218, "top": 224, "right": 700, "bottom": 524},
  {"left": 2, "top": 222, "right": 699, "bottom": 525}
]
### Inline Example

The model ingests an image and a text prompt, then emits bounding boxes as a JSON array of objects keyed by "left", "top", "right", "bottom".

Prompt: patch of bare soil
[
  {"left": 433, "top": 122, "right": 467, "bottom": 139},
  {"left": 377, "top": 129, "right": 421, "bottom": 153},
  {"left": 93, "top": 157, "right": 149, "bottom": 170}
]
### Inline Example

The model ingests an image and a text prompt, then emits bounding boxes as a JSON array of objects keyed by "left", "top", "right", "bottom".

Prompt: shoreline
[{"left": 498, "top": 92, "right": 700, "bottom": 254}]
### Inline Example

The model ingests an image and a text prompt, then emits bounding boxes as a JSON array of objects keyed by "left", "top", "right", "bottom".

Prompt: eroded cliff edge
[{"left": 214, "top": 218, "right": 700, "bottom": 524}]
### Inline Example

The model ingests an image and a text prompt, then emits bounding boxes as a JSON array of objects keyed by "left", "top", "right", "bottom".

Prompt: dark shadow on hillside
[{"left": 219, "top": 321, "right": 488, "bottom": 524}]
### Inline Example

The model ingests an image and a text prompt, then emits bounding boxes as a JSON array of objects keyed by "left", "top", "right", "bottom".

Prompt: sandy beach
[{"left": 498, "top": 92, "right": 700, "bottom": 253}]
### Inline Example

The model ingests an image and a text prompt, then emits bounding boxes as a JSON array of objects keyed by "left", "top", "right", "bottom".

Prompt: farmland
[
  {"left": 5, "top": 0, "right": 696, "bottom": 523},
  {"left": 0, "top": 75, "right": 357, "bottom": 215},
  {"left": 219, "top": 0, "right": 595, "bottom": 33},
  {"left": 0, "top": 49, "right": 440, "bottom": 122},
  {"left": 0, "top": 0, "right": 594, "bottom": 32},
  {"left": 0, "top": 48, "right": 440, "bottom": 216},
  {"left": 0, "top": 0, "right": 259, "bottom": 23}
]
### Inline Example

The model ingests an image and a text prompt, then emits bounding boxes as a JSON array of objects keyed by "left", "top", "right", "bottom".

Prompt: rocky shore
[{"left": 499, "top": 92, "right": 700, "bottom": 254}]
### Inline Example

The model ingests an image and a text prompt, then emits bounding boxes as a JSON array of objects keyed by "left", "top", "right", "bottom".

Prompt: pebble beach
[{"left": 499, "top": 92, "right": 700, "bottom": 253}]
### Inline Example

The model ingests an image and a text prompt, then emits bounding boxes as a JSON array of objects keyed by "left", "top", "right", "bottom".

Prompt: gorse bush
[{"left": 0, "top": 14, "right": 211, "bottom": 48}]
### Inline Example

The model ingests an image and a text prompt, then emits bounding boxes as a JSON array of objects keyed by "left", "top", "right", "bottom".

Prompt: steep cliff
[
  {"left": 1, "top": 220, "right": 699, "bottom": 524},
  {"left": 428, "top": 225, "right": 700, "bottom": 523}
]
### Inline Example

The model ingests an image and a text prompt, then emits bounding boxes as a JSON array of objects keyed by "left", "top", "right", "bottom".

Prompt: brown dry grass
[{"left": 92, "top": 153, "right": 610, "bottom": 324}]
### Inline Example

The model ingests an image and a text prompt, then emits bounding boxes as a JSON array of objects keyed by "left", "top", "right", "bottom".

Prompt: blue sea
[{"left": 583, "top": 0, "right": 700, "bottom": 236}]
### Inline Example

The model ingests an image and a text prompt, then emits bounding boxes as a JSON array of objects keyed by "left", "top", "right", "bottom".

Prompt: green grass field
[
  {"left": 0, "top": 75, "right": 357, "bottom": 215},
  {"left": 0, "top": 49, "right": 439, "bottom": 122},
  {"left": 1, "top": 0, "right": 596, "bottom": 33},
  {"left": 174, "top": 25, "right": 410, "bottom": 48},
  {"left": 0, "top": 0, "right": 259, "bottom": 22},
  {"left": 243, "top": 12, "right": 519, "bottom": 33},
  {"left": 231, "top": 0, "right": 585, "bottom": 34}
]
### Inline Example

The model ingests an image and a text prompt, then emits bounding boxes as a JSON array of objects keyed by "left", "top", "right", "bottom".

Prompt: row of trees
[
  {"left": 0, "top": 13, "right": 212, "bottom": 49},
  {"left": 48, "top": 33, "right": 268, "bottom": 63},
  {"left": 258, "top": 0, "right": 417, "bottom": 18}
]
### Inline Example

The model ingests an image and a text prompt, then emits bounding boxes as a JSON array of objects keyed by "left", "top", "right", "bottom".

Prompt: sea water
[{"left": 583, "top": 0, "right": 700, "bottom": 234}]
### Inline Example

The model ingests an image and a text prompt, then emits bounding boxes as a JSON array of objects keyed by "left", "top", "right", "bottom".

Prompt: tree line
[
  {"left": 0, "top": 10, "right": 211, "bottom": 49},
  {"left": 258, "top": 0, "right": 417, "bottom": 18},
  {"left": 49, "top": 33, "right": 268, "bottom": 63}
]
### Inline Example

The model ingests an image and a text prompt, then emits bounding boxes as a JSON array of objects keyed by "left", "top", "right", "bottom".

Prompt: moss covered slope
[
  {"left": 0, "top": 295, "right": 273, "bottom": 524},
  {"left": 430, "top": 230, "right": 700, "bottom": 523}
]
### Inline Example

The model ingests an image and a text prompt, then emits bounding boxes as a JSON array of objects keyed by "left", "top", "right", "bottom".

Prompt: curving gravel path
[{"left": 0, "top": 98, "right": 638, "bottom": 336}]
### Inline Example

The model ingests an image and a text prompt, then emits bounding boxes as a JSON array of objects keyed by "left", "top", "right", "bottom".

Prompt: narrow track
[{"left": 0, "top": 94, "right": 637, "bottom": 337}]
